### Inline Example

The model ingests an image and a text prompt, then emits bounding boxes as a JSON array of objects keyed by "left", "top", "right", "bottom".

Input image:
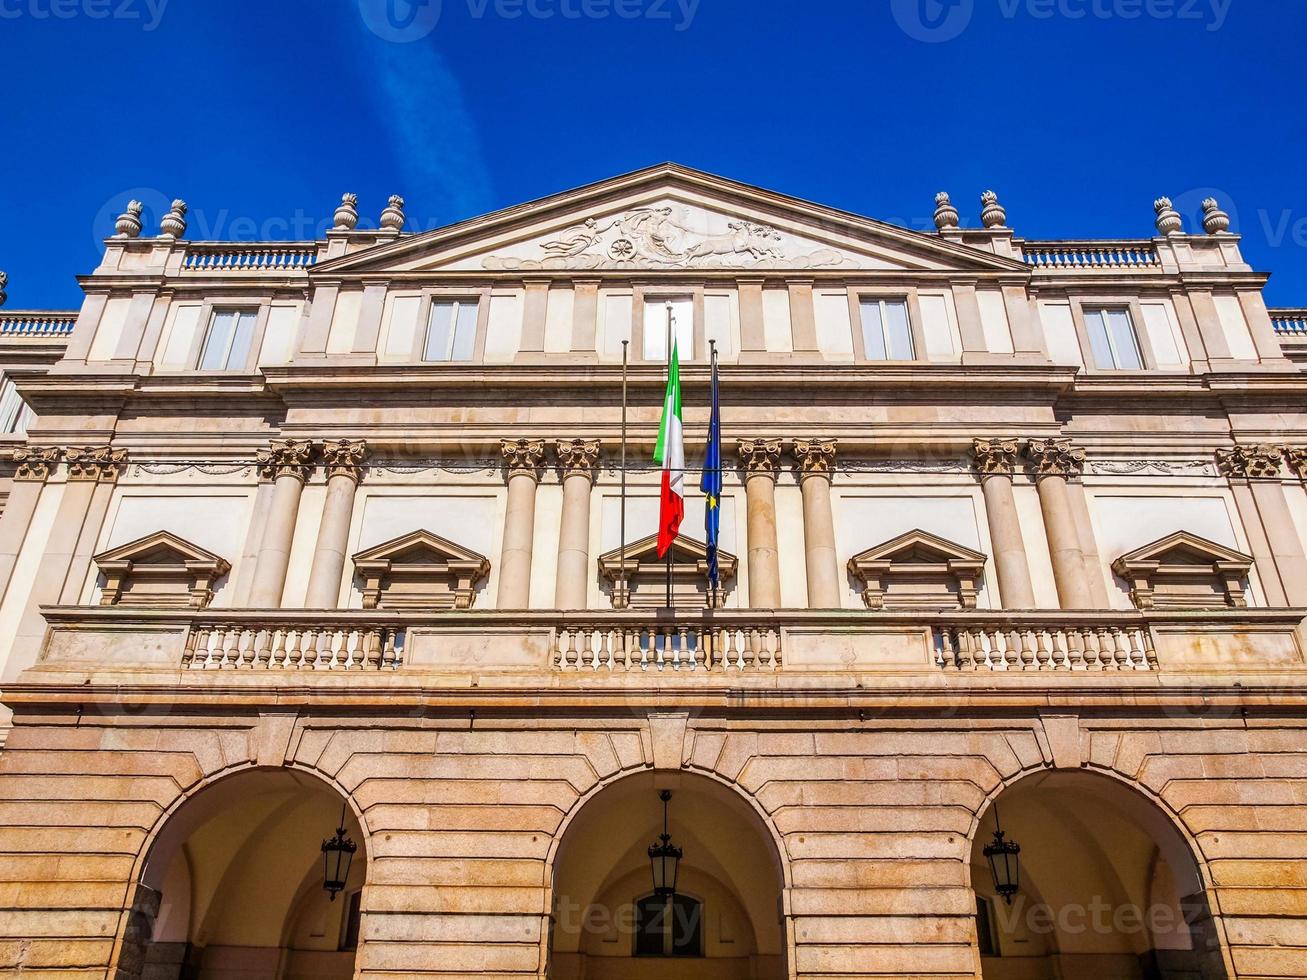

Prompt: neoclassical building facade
[{"left": 0, "top": 164, "right": 1305, "bottom": 979}]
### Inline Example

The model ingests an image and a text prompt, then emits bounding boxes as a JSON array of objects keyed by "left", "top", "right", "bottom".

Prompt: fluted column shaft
[
  {"left": 497, "top": 439, "right": 545, "bottom": 608},
  {"left": 304, "top": 440, "right": 366, "bottom": 609},
  {"left": 793, "top": 439, "right": 841, "bottom": 609},
  {"left": 249, "top": 440, "right": 313, "bottom": 608},
  {"left": 972, "top": 439, "right": 1036, "bottom": 608},
  {"left": 0, "top": 448, "right": 60, "bottom": 606},
  {"left": 739, "top": 439, "right": 781, "bottom": 608},
  {"left": 1026, "top": 439, "right": 1092, "bottom": 609},
  {"left": 554, "top": 439, "right": 600, "bottom": 609}
]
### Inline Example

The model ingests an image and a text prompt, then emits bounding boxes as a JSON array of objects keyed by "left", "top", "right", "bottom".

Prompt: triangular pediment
[
  {"left": 94, "top": 530, "right": 228, "bottom": 570},
  {"left": 1113, "top": 531, "right": 1252, "bottom": 570},
  {"left": 850, "top": 529, "right": 986, "bottom": 567},
  {"left": 598, "top": 532, "right": 737, "bottom": 573},
  {"left": 315, "top": 163, "right": 1027, "bottom": 278},
  {"left": 353, "top": 529, "right": 489, "bottom": 569}
]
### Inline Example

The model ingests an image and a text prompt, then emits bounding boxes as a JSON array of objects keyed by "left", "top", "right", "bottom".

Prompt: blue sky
[{"left": 2, "top": 0, "right": 1304, "bottom": 308}]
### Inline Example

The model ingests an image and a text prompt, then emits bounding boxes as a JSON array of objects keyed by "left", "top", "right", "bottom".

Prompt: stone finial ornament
[
  {"left": 1216, "top": 444, "right": 1283, "bottom": 480},
  {"left": 980, "top": 190, "right": 1007, "bottom": 229},
  {"left": 333, "top": 193, "right": 360, "bottom": 231},
  {"left": 0, "top": 270, "right": 6, "bottom": 308},
  {"left": 12, "top": 446, "right": 61, "bottom": 482},
  {"left": 933, "top": 192, "right": 959, "bottom": 231},
  {"left": 321, "top": 439, "right": 367, "bottom": 481},
  {"left": 792, "top": 438, "right": 838, "bottom": 476},
  {"left": 1154, "top": 197, "right": 1183, "bottom": 236},
  {"left": 159, "top": 200, "right": 188, "bottom": 238},
  {"left": 380, "top": 195, "right": 406, "bottom": 231},
  {"left": 1201, "top": 197, "right": 1231, "bottom": 235},
  {"left": 114, "top": 201, "right": 144, "bottom": 238},
  {"left": 501, "top": 438, "right": 546, "bottom": 473},
  {"left": 256, "top": 438, "right": 315, "bottom": 481},
  {"left": 971, "top": 438, "right": 1021, "bottom": 476},
  {"left": 65, "top": 446, "right": 129, "bottom": 483},
  {"left": 556, "top": 438, "right": 601, "bottom": 474},
  {"left": 738, "top": 438, "right": 782, "bottom": 476},
  {"left": 1023, "top": 438, "right": 1085, "bottom": 479}
]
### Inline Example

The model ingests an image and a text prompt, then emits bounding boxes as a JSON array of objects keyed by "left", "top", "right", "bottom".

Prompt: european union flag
[{"left": 700, "top": 347, "right": 722, "bottom": 595}]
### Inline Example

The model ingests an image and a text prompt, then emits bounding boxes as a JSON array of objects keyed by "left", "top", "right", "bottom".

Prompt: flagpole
[
  {"left": 708, "top": 338, "right": 718, "bottom": 611},
  {"left": 619, "top": 339, "right": 628, "bottom": 610},
  {"left": 665, "top": 301, "right": 674, "bottom": 611}
]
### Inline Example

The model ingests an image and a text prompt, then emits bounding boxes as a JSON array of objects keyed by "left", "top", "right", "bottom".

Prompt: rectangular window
[
  {"left": 199, "top": 310, "right": 258, "bottom": 371},
  {"left": 643, "top": 297, "right": 694, "bottom": 362},
  {"left": 859, "top": 298, "right": 914, "bottom": 360},
  {"left": 976, "top": 896, "right": 998, "bottom": 956},
  {"left": 424, "top": 299, "right": 478, "bottom": 362},
  {"left": 1084, "top": 308, "right": 1142, "bottom": 370},
  {"left": 0, "top": 377, "right": 32, "bottom": 435}
]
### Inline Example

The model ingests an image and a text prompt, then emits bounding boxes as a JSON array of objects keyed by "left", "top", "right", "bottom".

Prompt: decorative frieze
[
  {"left": 12, "top": 446, "right": 61, "bottom": 482},
  {"left": 65, "top": 446, "right": 128, "bottom": 483},
  {"left": 1215, "top": 444, "right": 1284, "bottom": 480},
  {"left": 256, "top": 439, "right": 314, "bottom": 482},
  {"left": 321, "top": 439, "right": 367, "bottom": 482},
  {"left": 792, "top": 438, "right": 838, "bottom": 476},
  {"left": 500, "top": 438, "right": 546, "bottom": 475},
  {"left": 1024, "top": 438, "right": 1085, "bottom": 480},
  {"left": 555, "top": 438, "right": 601, "bottom": 477},
  {"left": 971, "top": 438, "right": 1021, "bottom": 476},
  {"left": 737, "top": 438, "right": 782, "bottom": 477}
]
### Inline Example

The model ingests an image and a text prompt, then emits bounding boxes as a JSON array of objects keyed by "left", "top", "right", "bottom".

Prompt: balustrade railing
[
  {"left": 1020, "top": 240, "right": 1161, "bottom": 270},
  {"left": 183, "top": 621, "right": 403, "bottom": 669},
  {"left": 0, "top": 311, "right": 77, "bottom": 337},
  {"left": 1270, "top": 309, "right": 1307, "bottom": 336},
  {"left": 181, "top": 243, "right": 319, "bottom": 272},
  {"left": 934, "top": 619, "right": 1155, "bottom": 671},
  {"left": 554, "top": 620, "right": 781, "bottom": 671}
]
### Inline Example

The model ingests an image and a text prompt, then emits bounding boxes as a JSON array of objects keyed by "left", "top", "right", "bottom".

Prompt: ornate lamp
[
  {"left": 321, "top": 802, "right": 357, "bottom": 902},
  {"left": 648, "top": 790, "right": 683, "bottom": 898},
  {"left": 982, "top": 804, "right": 1021, "bottom": 904}
]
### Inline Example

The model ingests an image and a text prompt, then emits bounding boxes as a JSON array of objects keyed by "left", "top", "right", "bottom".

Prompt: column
[
  {"left": 7, "top": 447, "right": 127, "bottom": 680},
  {"left": 738, "top": 439, "right": 782, "bottom": 607},
  {"left": 1025, "top": 439, "right": 1093, "bottom": 609},
  {"left": 554, "top": 439, "right": 600, "bottom": 609},
  {"left": 497, "top": 438, "right": 545, "bottom": 609},
  {"left": 303, "top": 440, "right": 367, "bottom": 608},
  {"left": 0, "top": 448, "right": 60, "bottom": 605},
  {"left": 1220, "top": 445, "right": 1307, "bottom": 606},
  {"left": 971, "top": 439, "right": 1036, "bottom": 608},
  {"left": 792, "top": 438, "right": 841, "bottom": 608},
  {"left": 248, "top": 439, "right": 314, "bottom": 608}
]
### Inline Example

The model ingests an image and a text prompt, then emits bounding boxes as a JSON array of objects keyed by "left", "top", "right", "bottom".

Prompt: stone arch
[
  {"left": 543, "top": 768, "right": 794, "bottom": 980},
  {"left": 966, "top": 767, "right": 1231, "bottom": 980},
  {"left": 109, "top": 764, "right": 370, "bottom": 980}
]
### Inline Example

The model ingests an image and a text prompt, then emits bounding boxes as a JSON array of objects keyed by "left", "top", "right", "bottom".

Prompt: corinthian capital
[
  {"left": 256, "top": 439, "right": 314, "bottom": 481},
  {"left": 501, "top": 438, "right": 546, "bottom": 475},
  {"left": 321, "top": 439, "right": 367, "bottom": 482},
  {"left": 1216, "top": 444, "right": 1284, "bottom": 481},
  {"left": 1283, "top": 447, "right": 1307, "bottom": 480},
  {"left": 738, "top": 438, "right": 782, "bottom": 477},
  {"left": 65, "top": 446, "right": 128, "bottom": 483},
  {"left": 1023, "top": 438, "right": 1085, "bottom": 480},
  {"left": 793, "top": 438, "right": 838, "bottom": 476},
  {"left": 12, "top": 446, "right": 61, "bottom": 482},
  {"left": 555, "top": 438, "right": 601, "bottom": 477},
  {"left": 972, "top": 438, "right": 1021, "bottom": 476}
]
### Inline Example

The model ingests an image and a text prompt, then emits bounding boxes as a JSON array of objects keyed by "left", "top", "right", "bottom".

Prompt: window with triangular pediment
[
  {"left": 597, "top": 534, "right": 737, "bottom": 610},
  {"left": 94, "top": 531, "right": 230, "bottom": 608},
  {"left": 846, "top": 529, "right": 986, "bottom": 610},
  {"left": 352, "top": 530, "right": 491, "bottom": 610},
  {"left": 1111, "top": 531, "right": 1252, "bottom": 610}
]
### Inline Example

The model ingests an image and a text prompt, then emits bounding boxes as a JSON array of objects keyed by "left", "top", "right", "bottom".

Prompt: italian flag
[{"left": 654, "top": 335, "right": 684, "bottom": 557}]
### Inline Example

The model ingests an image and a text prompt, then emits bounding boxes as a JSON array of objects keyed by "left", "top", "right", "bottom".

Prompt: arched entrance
[
  {"left": 970, "top": 770, "right": 1228, "bottom": 980},
  {"left": 548, "top": 771, "right": 789, "bottom": 980},
  {"left": 114, "top": 768, "right": 367, "bottom": 980}
]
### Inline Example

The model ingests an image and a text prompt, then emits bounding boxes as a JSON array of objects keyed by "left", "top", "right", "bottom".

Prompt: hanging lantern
[
  {"left": 982, "top": 804, "right": 1021, "bottom": 904},
  {"left": 321, "top": 803, "right": 357, "bottom": 902},
  {"left": 648, "top": 790, "right": 683, "bottom": 898}
]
